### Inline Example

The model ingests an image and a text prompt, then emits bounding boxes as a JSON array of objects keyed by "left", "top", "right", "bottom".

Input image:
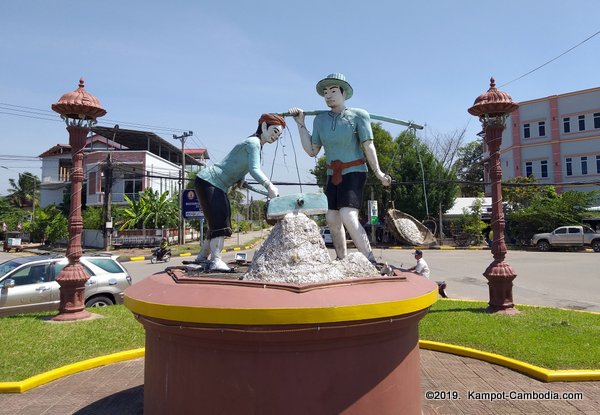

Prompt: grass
[
  {"left": 0, "top": 306, "right": 144, "bottom": 381},
  {"left": 420, "top": 299, "right": 600, "bottom": 370},
  {"left": 1, "top": 300, "right": 599, "bottom": 381}
]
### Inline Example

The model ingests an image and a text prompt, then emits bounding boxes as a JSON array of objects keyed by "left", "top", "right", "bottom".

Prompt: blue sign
[{"left": 182, "top": 189, "right": 204, "bottom": 220}]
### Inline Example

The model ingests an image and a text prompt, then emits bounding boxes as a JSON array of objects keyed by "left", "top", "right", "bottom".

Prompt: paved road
[
  {"left": 119, "top": 246, "right": 600, "bottom": 312},
  {"left": 2, "top": 247, "right": 598, "bottom": 312}
]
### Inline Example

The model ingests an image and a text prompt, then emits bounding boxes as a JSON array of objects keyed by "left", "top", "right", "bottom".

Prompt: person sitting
[
  {"left": 407, "top": 250, "right": 448, "bottom": 298},
  {"left": 158, "top": 237, "right": 169, "bottom": 259},
  {"left": 407, "top": 249, "right": 430, "bottom": 278}
]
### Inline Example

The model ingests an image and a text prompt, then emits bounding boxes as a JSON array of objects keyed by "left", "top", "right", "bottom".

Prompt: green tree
[
  {"left": 385, "top": 129, "right": 457, "bottom": 220},
  {"left": 29, "top": 205, "right": 67, "bottom": 244},
  {"left": 453, "top": 197, "right": 487, "bottom": 246},
  {"left": 0, "top": 197, "right": 28, "bottom": 232},
  {"left": 502, "top": 176, "right": 556, "bottom": 210},
  {"left": 249, "top": 199, "right": 266, "bottom": 223},
  {"left": 506, "top": 188, "right": 599, "bottom": 244},
  {"left": 82, "top": 206, "right": 104, "bottom": 229},
  {"left": 7, "top": 172, "right": 40, "bottom": 209},
  {"left": 453, "top": 140, "right": 484, "bottom": 197},
  {"left": 117, "top": 189, "right": 179, "bottom": 230}
]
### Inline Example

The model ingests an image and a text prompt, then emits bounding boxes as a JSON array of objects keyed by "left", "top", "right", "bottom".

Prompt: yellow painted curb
[
  {"left": 0, "top": 348, "right": 145, "bottom": 393},
  {"left": 419, "top": 340, "right": 600, "bottom": 382},
  {"left": 3, "top": 338, "right": 599, "bottom": 394},
  {"left": 439, "top": 246, "right": 456, "bottom": 250},
  {"left": 129, "top": 256, "right": 145, "bottom": 262},
  {"left": 179, "top": 253, "right": 191, "bottom": 257}
]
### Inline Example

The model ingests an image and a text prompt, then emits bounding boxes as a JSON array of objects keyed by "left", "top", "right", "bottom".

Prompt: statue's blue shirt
[
  {"left": 198, "top": 136, "right": 269, "bottom": 192},
  {"left": 312, "top": 108, "right": 373, "bottom": 176}
]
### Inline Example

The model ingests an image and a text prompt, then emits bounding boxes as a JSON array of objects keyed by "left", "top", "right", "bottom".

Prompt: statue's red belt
[{"left": 326, "top": 158, "right": 366, "bottom": 185}]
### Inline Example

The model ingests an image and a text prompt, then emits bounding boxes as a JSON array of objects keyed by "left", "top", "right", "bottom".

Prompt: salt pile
[
  {"left": 393, "top": 218, "right": 425, "bottom": 245},
  {"left": 243, "top": 213, "right": 379, "bottom": 284}
]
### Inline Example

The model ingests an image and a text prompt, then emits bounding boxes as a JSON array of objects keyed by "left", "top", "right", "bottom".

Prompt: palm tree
[{"left": 7, "top": 172, "right": 40, "bottom": 210}]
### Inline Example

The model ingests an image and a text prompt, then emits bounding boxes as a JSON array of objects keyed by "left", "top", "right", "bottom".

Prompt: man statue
[
  {"left": 194, "top": 113, "right": 285, "bottom": 271},
  {"left": 289, "top": 73, "right": 391, "bottom": 262}
]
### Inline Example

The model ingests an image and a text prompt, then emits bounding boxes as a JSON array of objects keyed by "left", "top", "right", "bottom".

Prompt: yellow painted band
[
  {"left": 0, "top": 348, "right": 145, "bottom": 393},
  {"left": 129, "top": 256, "right": 145, "bottom": 261},
  {"left": 419, "top": 340, "right": 600, "bottom": 382},
  {"left": 125, "top": 288, "right": 438, "bottom": 325},
  {"left": 179, "top": 252, "right": 191, "bottom": 257}
]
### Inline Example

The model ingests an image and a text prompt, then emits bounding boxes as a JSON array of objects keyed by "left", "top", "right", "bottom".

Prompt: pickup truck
[{"left": 531, "top": 226, "right": 600, "bottom": 252}]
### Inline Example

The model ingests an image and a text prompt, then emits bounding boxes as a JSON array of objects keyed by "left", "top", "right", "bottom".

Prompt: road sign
[{"left": 182, "top": 189, "right": 204, "bottom": 220}]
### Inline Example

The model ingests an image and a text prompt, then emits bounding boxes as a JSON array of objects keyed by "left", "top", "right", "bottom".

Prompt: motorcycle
[{"left": 150, "top": 247, "right": 171, "bottom": 264}]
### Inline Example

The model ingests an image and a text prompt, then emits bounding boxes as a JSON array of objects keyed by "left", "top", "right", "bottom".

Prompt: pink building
[{"left": 484, "top": 86, "right": 600, "bottom": 195}]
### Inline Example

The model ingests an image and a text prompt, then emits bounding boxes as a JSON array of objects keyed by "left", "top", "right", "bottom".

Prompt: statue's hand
[
  {"left": 377, "top": 173, "right": 392, "bottom": 187},
  {"left": 288, "top": 107, "right": 305, "bottom": 124},
  {"left": 267, "top": 183, "right": 279, "bottom": 199}
]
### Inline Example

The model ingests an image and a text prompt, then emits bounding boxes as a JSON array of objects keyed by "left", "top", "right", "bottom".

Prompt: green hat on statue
[{"left": 316, "top": 73, "right": 353, "bottom": 100}]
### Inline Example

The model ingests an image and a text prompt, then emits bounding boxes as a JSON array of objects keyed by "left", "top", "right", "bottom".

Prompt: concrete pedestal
[{"left": 125, "top": 272, "right": 437, "bottom": 415}]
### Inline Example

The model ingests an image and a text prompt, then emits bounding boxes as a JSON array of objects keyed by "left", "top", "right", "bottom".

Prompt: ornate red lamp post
[
  {"left": 468, "top": 78, "right": 520, "bottom": 314},
  {"left": 51, "top": 78, "right": 107, "bottom": 321}
]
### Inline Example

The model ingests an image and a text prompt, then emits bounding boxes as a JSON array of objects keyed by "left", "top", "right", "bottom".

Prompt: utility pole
[
  {"left": 173, "top": 131, "right": 193, "bottom": 245},
  {"left": 102, "top": 153, "right": 113, "bottom": 250},
  {"left": 102, "top": 125, "right": 118, "bottom": 251}
]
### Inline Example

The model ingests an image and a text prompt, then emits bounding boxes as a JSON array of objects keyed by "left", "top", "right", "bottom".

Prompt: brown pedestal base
[{"left": 126, "top": 272, "right": 437, "bottom": 415}]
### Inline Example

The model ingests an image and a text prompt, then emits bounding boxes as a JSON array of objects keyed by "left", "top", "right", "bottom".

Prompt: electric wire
[
  {"left": 0, "top": 102, "right": 192, "bottom": 134},
  {"left": 500, "top": 29, "right": 600, "bottom": 88}
]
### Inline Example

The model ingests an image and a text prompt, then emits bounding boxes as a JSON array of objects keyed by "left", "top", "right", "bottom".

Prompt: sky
[{"left": 1, "top": 0, "right": 599, "bottom": 197}]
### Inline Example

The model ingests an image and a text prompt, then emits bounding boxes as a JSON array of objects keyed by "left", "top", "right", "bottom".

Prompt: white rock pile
[
  {"left": 393, "top": 218, "right": 425, "bottom": 245},
  {"left": 243, "top": 213, "right": 379, "bottom": 284}
]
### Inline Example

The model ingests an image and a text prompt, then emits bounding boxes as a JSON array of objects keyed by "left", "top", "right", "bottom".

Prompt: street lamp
[
  {"left": 51, "top": 78, "right": 107, "bottom": 321},
  {"left": 468, "top": 78, "right": 520, "bottom": 314}
]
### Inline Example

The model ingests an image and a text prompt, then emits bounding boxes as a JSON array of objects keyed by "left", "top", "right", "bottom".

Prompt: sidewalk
[{"left": 1, "top": 350, "right": 598, "bottom": 414}]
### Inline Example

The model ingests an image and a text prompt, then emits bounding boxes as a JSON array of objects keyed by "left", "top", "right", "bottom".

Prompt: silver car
[{"left": 0, "top": 254, "right": 132, "bottom": 317}]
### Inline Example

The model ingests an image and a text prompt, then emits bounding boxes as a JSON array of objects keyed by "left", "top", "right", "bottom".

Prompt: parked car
[
  {"left": 321, "top": 227, "right": 333, "bottom": 246},
  {"left": 531, "top": 226, "right": 600, "bottom": 252},
  {"left": 0, "top": 254, "right": 132, "bottom": 317}
]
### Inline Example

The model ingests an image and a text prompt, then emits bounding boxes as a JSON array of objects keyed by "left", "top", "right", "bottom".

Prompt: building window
[
  {"left": 523, "top": 123, "right": 530, "bottom": 138},
  {"left": 525, "top": 161, "right": 533, "bottom": 177},
  {"left": 596, "top": 155, "right": 600, "bottom": 174},
  {"left": 124, "top": 173, "right": 143, "bottom": 200},
  {"left": 100, "top": 171, "right": 105, "bottom": 194},
  {"left": 58, "top": 160, "right": 71, "bottom": 182},
  {"left": 541, "top": 160, "right": 548, "bottom": 178},
  {"left": 88, "top": 172, "right": 96, "bottom": 195},
  {"left": 566, "top": 158, "right": 572, "bottom": 176},
  {"left": 538, "top": 121, "right": 546, "bottom": 137},
  {"left": 578, "top": 115, "right": 585, "bottom": 131},
  {"left": 581, "top": 157, "right": 588, "bottom": 175},
  {"left": 594, "top": 113, "right": 600, "bottom": 129},
  {"left": 563, "top": 117, "right": 570, "bottom": 133}
]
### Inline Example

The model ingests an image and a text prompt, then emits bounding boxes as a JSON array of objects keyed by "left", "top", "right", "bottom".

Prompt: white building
[
  {"left": 485, "top": 86, "right": 600, "bottom": 195},
  {"left": 39, "top": 127, "right": 208, "bottom": 208}
]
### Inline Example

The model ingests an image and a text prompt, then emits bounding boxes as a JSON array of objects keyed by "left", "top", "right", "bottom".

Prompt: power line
[
  {"left": 500, "top": 29, "right": 600, "bottom": 88},
  {"left": 0, "top": 102, "right": 192, "bottom": 134}
]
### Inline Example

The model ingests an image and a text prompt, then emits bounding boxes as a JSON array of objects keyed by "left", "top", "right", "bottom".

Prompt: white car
[
  {"left": 0, "top": 254, "right": 132, "bottom": 317},
  {"left": 321, "top": 227, "right": 333, "bottom": 246}
]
